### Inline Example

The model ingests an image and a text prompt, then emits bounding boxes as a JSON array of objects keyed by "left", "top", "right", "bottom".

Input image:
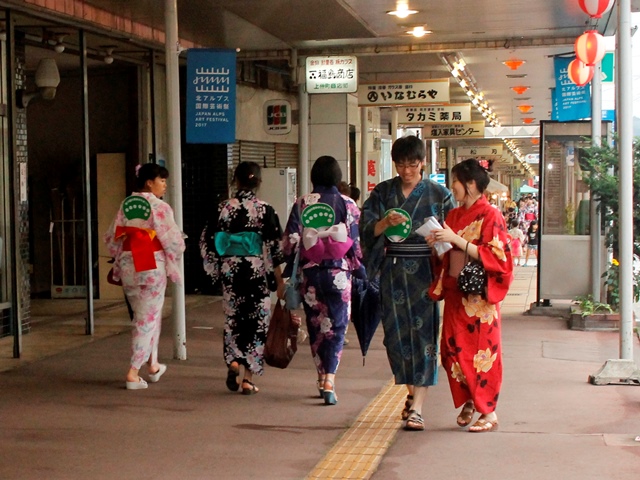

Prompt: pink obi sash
[{"left": 301, "top": 223, "right": 353, "bottom": 264}]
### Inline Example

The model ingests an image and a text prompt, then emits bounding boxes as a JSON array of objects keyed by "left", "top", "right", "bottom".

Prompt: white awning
[{"left": 487, "top": 178, "right": 509, "bottom": 193}]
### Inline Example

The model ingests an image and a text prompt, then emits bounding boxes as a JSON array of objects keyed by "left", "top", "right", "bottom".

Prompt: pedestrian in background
[
  {"left": 508, "top": 219, "right": 525, "bottom": 267},
  {"left": 200, "top": 161, "right": 285, "bottom": 395},
  {"left": 360, "top": 135, "right": 456, "bottom": 431},
  {"left": 104, "top": 163, "right": 186, "bottom": 390},
  {"left": 282, "top": 156, "right": 364, "bottom": 405},
  {"left": 428, "top": 158, "right": 513, "bottom": 433},
  {"left": 524, "top": 220, "right": 539, "bottom": 267}
]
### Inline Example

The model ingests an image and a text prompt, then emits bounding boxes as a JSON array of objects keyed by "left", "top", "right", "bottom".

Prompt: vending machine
[{"left": 259, "top": 168, "right": 297, "bottom": 230}]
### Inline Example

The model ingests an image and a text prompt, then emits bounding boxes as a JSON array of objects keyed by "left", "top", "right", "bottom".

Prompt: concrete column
[{"left": 165, "top": 0, "right": 187, "bottom": 360}]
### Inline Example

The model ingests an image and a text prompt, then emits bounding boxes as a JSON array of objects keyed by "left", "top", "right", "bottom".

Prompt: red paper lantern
[
  {"left": 575, "top": 30, "right": 605, "bottom": 66},
  {"left": 567, "top": 58, "right": 594, "bottom": 86},
  {"left": 578, "top": 0, "right": 614, "bottom": 19}
]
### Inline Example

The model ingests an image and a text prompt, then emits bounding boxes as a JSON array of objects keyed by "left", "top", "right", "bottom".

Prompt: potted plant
[
  {"left": 573, "top": 137, "right": 640, "bottom": 330},
  {"left": 570, "top": 294, "right": 618, "bottom": 331}
]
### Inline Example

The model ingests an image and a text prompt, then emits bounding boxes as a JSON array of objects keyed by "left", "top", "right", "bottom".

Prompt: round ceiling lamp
[
  {"left": 567, "top": 58, "right": 594, "bottom": 86},
  {"left": 503, "top": 59, "right": 526, "bottom": 70},
  {"left": 577, "top": 0, "right": 615, "bottom": 18},
  {"left": 517, "top": 105, "right": 533, "bottom": 113},
  {"left": 408, "top": 26, "right": 432, "bottom": 37},
  {"left": 511, "top": 86, "right": 529, "bottom": 95},
  {"left": 387, "top": 1, "right": 418, "bottom": 17},
  {"left": 575, "top": 30, "right": 605, "bottom": 66}
]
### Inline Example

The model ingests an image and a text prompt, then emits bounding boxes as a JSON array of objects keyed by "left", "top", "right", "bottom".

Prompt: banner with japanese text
[
  {"left": 552, "top": 56, "right": 590, "bottom": 122},
  {"left": 398, "top": 104, "right": 471, "bottom": 125},
  {"left": 186, "top": 48, "right": 236, "bottom": 144},
  {"left": 357, "top": 79, "right": 450, "bottom": 106},
  {"left": 306, "top": 56, "right": 358, "bottom": 94},
  {"left": 423, "top": 121, "right": 485, "bottom": 139}
]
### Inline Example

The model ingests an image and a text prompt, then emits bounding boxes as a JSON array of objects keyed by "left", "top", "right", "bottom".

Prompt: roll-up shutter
[
  {"left": 240, "top": 141, "right": 276, "bottom": 168},
  {"left": 227, "top": 141, "right": 298, "bottom": 176},
  {"left": 275, "top": 143, "right": 298, "bottom": 168}
]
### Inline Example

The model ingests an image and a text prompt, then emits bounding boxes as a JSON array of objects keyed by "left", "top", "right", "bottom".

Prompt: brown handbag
[{"left": 265, "top": 300, "right": 301, "bottom": 369}]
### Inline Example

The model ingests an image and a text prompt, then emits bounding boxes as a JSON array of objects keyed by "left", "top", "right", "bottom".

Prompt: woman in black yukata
[{"left": 200, "top": 161, "right": 285, "bottom": 395}]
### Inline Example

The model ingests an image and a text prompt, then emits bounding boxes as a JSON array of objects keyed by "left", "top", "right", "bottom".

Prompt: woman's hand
[{"left": 431, "top": 222, "right": 461, "bottom": 246}]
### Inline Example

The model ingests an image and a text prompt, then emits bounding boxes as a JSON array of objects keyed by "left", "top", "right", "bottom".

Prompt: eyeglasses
[{"left": 395, "top": 161, "right": 422, "bottom": 170}]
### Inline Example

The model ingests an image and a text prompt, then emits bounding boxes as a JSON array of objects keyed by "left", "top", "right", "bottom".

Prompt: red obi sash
[{"left": 115, "top": 226, "right": 163, "bottom": 272}]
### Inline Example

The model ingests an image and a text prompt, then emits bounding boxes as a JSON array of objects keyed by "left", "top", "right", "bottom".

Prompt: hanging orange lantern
[
  {"left": 578, "top": 0, "right": 614, "bottom": 19},
  {"left": 503, "top": 59, "right": 525, "bottom": 70},
  {"left": 531, "top": 138, "right": 540, "bottom": 145},
  {"left": 511, "top": 86, "right": 529, "bottom": 95},
  {"left": 517, "top": 105, "right": 533, "bottom": 113},
  {"left": 575, "top": 30, "right": 605, "bottom": 66},
  {"left": 567, "top": 58, "right": 594, "bottom": 86},
  {"left": 522, "top": 118, "right": 536, "bottom": 124}
]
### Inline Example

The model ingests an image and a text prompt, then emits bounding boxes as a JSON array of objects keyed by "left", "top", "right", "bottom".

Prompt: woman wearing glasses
[{"left": 360, "top": 135, "right": 456, "bottom": 430}]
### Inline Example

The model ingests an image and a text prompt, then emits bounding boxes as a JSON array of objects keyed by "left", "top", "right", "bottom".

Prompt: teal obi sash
[{"left": 214, "top": 231, "right": 263, "bottom": 256}]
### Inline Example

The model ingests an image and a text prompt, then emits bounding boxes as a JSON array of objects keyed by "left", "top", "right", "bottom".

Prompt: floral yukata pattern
[
  {"left": 104, "top": 192, "right": 185, "bottom": 370},
  {"left": 282, "top": 186, "right": 363, "bottom": 376},
  {"left": 429, "top": 196, "right": 513, "bottom": 414},
  {"left": 200, "top": 190, "right": 284, "bottom": 376}
]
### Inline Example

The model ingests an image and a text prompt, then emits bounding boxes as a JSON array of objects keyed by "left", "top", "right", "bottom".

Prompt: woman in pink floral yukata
[{"left": 104, "top": 163, "right": 185, "bottom": 390}]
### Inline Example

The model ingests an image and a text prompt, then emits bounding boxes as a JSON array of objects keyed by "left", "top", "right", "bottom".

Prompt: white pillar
[
  {"left": 360, "top": 107, "right": 369, "bottom": 200},
  {"left": 165, "top": 0, "right": 186, "bottom": 360},
  {"left": 616, "top": 0, "right": 634, "bottom": 361},
  {"left": 298, "top": 81, "right": 310, "bottom": 196},
  {"left": 590, "top": 62, "right": 602, "bottom": 302}
]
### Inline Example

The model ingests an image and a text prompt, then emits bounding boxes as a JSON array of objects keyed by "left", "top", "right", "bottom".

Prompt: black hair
[
  {"left": 234, "top": 161, "right": 262, "bottom": 190},
  {"left": 510, "top": 219, "right": 519, "bottom": 229},
  {"left": 391, "top": 135, "right": 425, "bottom": 163},
  {"left": 135, "top": 163, "right": 169, "bottom": 191},
  {"left": 311, "top": 155, "right": 342, "bottom": 187},
  {"left": 451, "top": 158, "right": 490, "bottom": 194},
  {"left": 350, "top": 186, "right": 361, "bottom": 202}
]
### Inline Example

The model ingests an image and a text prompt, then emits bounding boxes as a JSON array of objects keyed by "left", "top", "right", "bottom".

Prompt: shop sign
[
  {"left": 358, "top": 79, "right": 450, "bottom": 106},
  {"left": 423, "top": 122, "right": 485, "bottom": 139},
  {"left": 456, "top": 146, "right": 502, "bottom": 157},
  {"left": 398, "top": 104, "right": 470, "bottom": 124},
  {"left": 306, "top": 56, "right": 358, "bottom": 93}
]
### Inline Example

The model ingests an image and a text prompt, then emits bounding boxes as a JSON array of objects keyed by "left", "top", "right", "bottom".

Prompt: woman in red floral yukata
[{"left": 427, "top": 159, "right": 513, "bottom": 433}]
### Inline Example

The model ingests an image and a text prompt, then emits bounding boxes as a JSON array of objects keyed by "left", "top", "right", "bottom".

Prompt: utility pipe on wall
[{"left": 590, "top": 62, "right": 602, "bottom": 303}]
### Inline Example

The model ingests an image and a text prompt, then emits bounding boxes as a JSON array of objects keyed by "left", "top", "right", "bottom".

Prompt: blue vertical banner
[
  {"left": 553, "top": 56, "right": 591, "bottom": 122},
  {"left": 186, "top": 48, "right": 236, "bottom": 144}
]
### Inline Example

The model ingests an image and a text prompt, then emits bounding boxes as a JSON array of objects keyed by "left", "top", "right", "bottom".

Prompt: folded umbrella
[{"left": 350, "top": 276, "right": 381, "bottom": 365}]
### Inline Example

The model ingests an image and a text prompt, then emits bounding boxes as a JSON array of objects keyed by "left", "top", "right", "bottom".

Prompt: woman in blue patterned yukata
[
  {"left": 282, "top": 156, "right": 364, "bottom": 405},
  {"left": 360, "top": 135, "right": 456, "bottom": 430},
  {"left": 200, "top": 161, "right": 285, "bottom": 395}
]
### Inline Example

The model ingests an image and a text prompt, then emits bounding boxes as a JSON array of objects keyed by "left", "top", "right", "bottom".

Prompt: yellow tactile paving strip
[
  {"left": 305, "top": 379, "right": 406, "bottom": 480},
  {"left": 306, "top": 267, "right": 538, "bottom": 480}
]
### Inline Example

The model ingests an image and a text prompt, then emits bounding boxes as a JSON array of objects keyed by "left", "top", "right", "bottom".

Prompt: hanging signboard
[
  {"left": 358, "top": 79, "right": 450, "bottom": 106},
  {"left": 306, "top": 56, "right": 358, "bottom": 94},
  {"left": 186, "top": 48, "right": 236, "bottom": 144},
  {"left": 423, "top": 121, "right": 485, "bottom": 139},
  {"left": 552, "top": 56, "right": 590, "bottom": 122},
  {"left": 456, "top": 146, "right": 502, "bottom": 157},
  {"left": 263, "top": 99, "right": 292, "bottom": 135},
  {"left": 398, "top": 104, "right": 471, "bottom": 124}
]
